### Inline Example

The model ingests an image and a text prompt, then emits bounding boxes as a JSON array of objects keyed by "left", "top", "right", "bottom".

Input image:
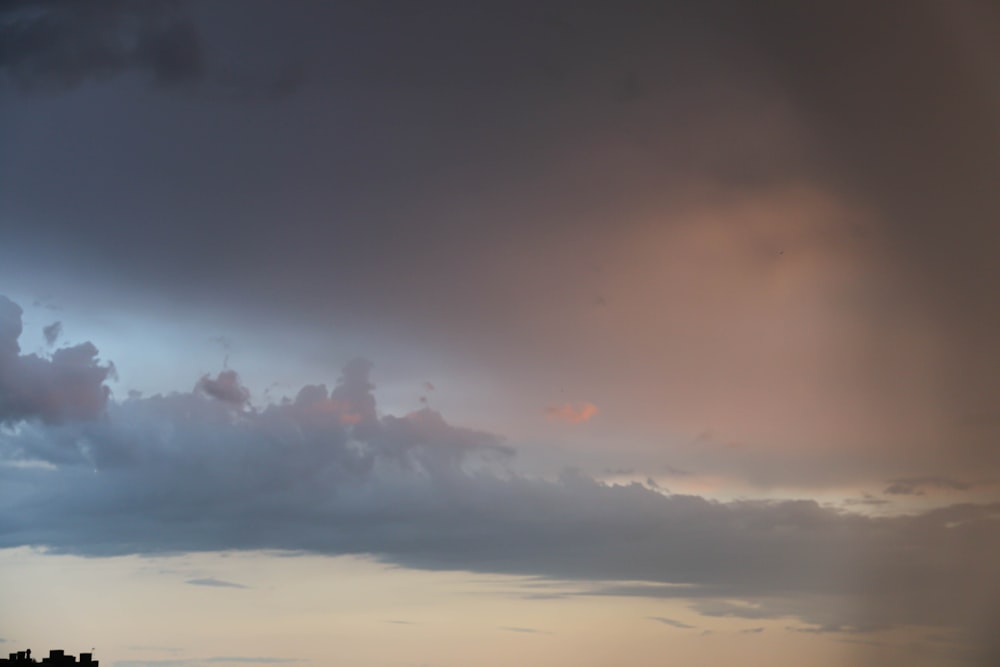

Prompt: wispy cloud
[
  {"left": 647, "top": 616, "right": 696, "bottom": 630},
  {"left": 185, "top": 577, "right": 248, "bottom": 589},
  {"left": 500, "top": 627, "right": 550, "bottom": 635},
  {"left": 125, "top": 647, "right": 181, "bottom": 654},
  {"left": 883, "top": 476, "right": 971, "bottom": 496},
  {"left": 115, "top": 658, "right": 298, "bottom": 667},
  {"left": 205, "top": 658, "right": 300, "bottom": 664}
]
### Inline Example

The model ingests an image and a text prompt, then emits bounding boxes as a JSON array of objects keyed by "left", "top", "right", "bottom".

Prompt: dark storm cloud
[
  {"left": 731, "top": 0, "right": 1000, "bottom": 463},
  {"left": 0, "top": 296, "right": 112, "bottom": 424},
  {"left": 0, "top": 0, "right": 303, "bottom": 98},
  {"left": 1, "top": 1, "right": 995, "bottom": 492},
  {"left": 2, "top": 0, "right": 995, "bottom": 322},
  {"left": 0, "top": 0, "right": 203, "bottom": 91},
  {"left": 0, "top": 1, "right": 810, "bottom": 308}
]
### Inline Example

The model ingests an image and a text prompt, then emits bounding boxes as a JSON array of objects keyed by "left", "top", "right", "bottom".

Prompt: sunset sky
[{"left": 1, "top": 2, "right": 999, "bottom": 666}]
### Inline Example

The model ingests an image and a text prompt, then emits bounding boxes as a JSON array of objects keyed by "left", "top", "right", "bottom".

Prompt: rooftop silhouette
[{"left": 0, "top": 650, "right": 97, "bottom": 665}]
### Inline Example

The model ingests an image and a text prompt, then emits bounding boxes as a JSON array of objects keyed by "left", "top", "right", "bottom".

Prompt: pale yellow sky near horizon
[{"left": 0, "top": 548, "right": 971, "bottom": 667}]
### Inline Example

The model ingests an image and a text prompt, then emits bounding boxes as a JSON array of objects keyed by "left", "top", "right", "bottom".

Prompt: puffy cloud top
[
  {"left": 196, "top": 370, "right": 250, "bottom": 407},
  {"left": 0, "top": 296, "right": 113, "bottom": 424}
]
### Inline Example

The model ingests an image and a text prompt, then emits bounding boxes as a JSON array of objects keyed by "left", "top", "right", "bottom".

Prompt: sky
[{"left": 0, "top": 1, "right": 998, "bottom": 665}]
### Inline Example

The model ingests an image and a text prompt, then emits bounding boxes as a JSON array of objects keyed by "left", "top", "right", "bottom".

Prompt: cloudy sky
[{"left": 1, "top": 1, "right": 999, "bottom": 665}]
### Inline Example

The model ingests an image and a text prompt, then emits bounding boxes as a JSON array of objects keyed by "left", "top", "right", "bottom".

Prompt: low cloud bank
[{"left": 0, "top": 295, "right": 995, "bottom": 654}]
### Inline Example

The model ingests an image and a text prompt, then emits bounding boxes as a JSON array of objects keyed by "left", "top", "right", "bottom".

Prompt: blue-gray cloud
[
  {"left": 195, "top": 371, "right": 250, "bottom": 408},
  {"left": 883, "top": 477, "right": 972, "bottom": 496},
  {"left": 0, "top": 295, "right": 996, "bottom": 656},
  {"left": 42, "top": 321, "right": 61, "bottom": 347}
]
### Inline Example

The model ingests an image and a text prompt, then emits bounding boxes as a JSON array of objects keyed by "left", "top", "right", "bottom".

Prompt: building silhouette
[{"left": 0, "top": 649, "right": 97, "bottom": 665}]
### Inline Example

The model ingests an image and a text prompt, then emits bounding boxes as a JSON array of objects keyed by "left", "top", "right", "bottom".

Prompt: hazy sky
[{"left": 1, "top": 2, "right": 998, "bottom": 666}]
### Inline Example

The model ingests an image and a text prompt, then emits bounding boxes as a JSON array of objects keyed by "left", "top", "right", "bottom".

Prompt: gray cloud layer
[{"left": 0, "top": 299, "right": 996, "bottom": 658}]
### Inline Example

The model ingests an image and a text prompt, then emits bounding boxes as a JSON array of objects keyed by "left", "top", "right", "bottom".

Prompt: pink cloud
[{"left": 546, "top": 401, "right": 598, "bottom": 424}]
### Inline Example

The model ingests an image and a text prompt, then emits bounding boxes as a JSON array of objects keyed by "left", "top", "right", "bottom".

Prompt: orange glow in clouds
[{"left": 545, "top": 402, "right": 599, "bottom": 424}]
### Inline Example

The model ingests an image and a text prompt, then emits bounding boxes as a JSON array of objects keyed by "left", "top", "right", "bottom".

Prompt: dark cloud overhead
[
  {"left": 0, "top": 0, "right": 204, "bottom": 91},
  {"left": 0, "top": 0, "right": 302, "bottom": 98},
  {"left": 1, "top": 1, "right": 995, "bottom": 492}
]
